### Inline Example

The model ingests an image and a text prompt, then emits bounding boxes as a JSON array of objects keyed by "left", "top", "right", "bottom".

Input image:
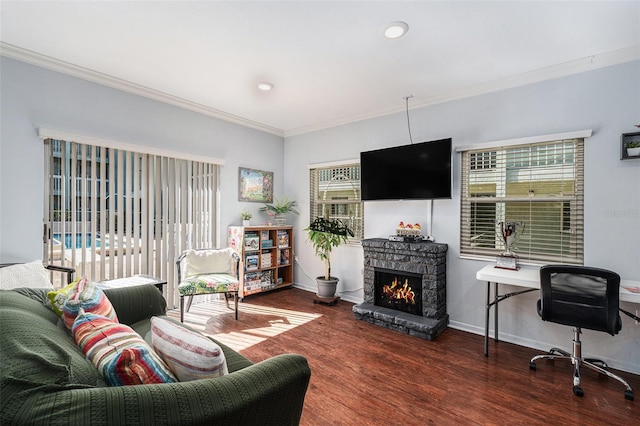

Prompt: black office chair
[{"left": 529, "top": 265, "right": 634, "bottom": 401}]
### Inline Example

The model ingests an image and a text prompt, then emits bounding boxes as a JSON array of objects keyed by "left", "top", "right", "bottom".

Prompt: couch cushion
[
  {"left": 178, "top": 274, "right": 239, "bottom": 296},
  {"left": 0, "top": 260, "right": 51, "bottom": 290},
  {"left": 0, "top": 290, "right": 102, "bottom": 388},
  {"left": 150, "top": 316, "right": 228, "bottom": 381},
  {"left": 180, "top": 248, "right": 236, "bottom": 278},
  {"left": 63, "top": 277, "right": 118, "bottom": 331},
  {"left": 72, "top": 310, "right": 176, "bottom": 386}
]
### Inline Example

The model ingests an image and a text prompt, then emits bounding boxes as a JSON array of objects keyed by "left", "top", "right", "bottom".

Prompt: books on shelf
[
  {"left": 262, "top": 239, "right": 273, "bottom": 248},
  {"left": 277, "top": 230, "right": 289, "bottom": 248},
  {"left": 261, "top": 250, "right": 272, "bottom": 268},
  {"left": 245, "top": 254, "right": 259, "bottom": 271},
  {"left": 277, "top": 249, "right": 290, "bottom": 265},
  {"left": 244, "top": 233, "right": 259, "bottom": 251}
]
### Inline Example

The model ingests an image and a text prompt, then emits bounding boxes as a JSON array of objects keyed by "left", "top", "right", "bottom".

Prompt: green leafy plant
[
  {"left": 304, "top": 217, "right": 354, "bottom": 280},
  {"left": 240, "top": 210, "right": 252, "bottom": 220},
  {"left": 625, "top": 140, "right": 640, "bottom": 149},
  {"left": 258, "top": 196, "right": 299, "bottom": 216}
]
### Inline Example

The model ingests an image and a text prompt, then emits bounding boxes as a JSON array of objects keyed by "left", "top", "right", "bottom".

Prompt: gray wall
[
  {"left": 0, "top": 57, "right": 284, "bottom": 262},
  {"left": 285, "top": 61, "right": 640, "bottom": 373}
]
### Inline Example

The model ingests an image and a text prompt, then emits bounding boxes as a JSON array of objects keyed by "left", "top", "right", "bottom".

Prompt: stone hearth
[{"left": 353, "top": 238, "right": 448, "bottom": 340}]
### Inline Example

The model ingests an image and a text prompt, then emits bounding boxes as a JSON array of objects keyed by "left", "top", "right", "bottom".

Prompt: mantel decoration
[
  {"left": 304, "top": 217, "right": 354, "bottom": 299},
  {"left": 238, "top": 167, "right": 273, "bottom": 202},
  {"left": 621, "top": 131, "right": 640, "bottom": 160},
  {"left": 259, "top": 196, "right": 299, "bottom": 225}
]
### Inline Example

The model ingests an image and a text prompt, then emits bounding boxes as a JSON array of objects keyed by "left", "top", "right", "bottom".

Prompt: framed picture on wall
[{"left": 238, "top": 167, "right": 273, "bottom": 202}]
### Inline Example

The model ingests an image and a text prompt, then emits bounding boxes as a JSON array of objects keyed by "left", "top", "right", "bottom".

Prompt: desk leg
[
  {"left": 485, "top": 281, "right": 491, "bottom": 357},
  {"left": 494, "top": 282, "right": 499, "bottom": 343}
]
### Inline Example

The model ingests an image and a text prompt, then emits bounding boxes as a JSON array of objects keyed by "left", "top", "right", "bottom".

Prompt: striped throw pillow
[
  {"left": 151, "top": 316, "right": 228, "bottom": 382},
  {"left": 72, "top": 310, "right": 177, "bottom": 386},
  {"left": 63, "top": 277, "right": 118, "bottom": 331}
]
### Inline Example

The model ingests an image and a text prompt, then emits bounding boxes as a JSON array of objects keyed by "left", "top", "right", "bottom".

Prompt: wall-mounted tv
[{"left": 360, "top": 138, "right": 452, "bottom": 201}]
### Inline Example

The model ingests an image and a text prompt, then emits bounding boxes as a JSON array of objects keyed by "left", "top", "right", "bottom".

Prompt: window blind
[
  {"left": 460, "top": 138, "right": 584, "bottom": 265},
  {"left": 310, "top": 164, "right": 363, "bottom": 240},
  {"left": 44, "top": 139, "right": 219, "bottom": 308}
]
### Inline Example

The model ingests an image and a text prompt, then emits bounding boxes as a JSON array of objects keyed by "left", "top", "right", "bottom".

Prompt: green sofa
[{"left": 0, "top": 284, "right": 311, "bottom": 425}]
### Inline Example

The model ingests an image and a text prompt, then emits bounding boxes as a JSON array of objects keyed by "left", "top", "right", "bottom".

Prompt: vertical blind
[
  {"left": 310, "top": 164, "right": 363, "bottom": 240},
  {"left": 43, "top": 139, "right": 219, "bottom": 308},
  {"left": 460, "top": 138, "right": 584, "bottom": 264}
]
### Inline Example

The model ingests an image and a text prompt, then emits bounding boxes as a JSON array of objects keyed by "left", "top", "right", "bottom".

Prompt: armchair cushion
[
  {"left": 178, "top": 274, "right": 239, "bottom": 296},
  {"left": 0, "top": 260, "right": 51, "bottom": 290},
  {"left": 180, "top": 248, "right": 236, "bottom": 278}
]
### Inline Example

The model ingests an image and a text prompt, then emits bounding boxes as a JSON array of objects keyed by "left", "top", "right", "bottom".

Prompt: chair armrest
[
  {"left": 45, "top": 264, "right": 75, "bottom": 284},
  {"left": 102, "top": 285, "right": 167, "bottom": 326},
  {"left": 6, "top": 354, "right": 311, "bottom": 426}
]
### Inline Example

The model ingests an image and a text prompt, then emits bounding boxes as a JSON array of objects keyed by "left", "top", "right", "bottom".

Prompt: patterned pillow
[
  {"left": 47, "top": 279, "right": 79, "bottom": 316},
  {"left": 178, "top": 274, "right": 239, "bottom": 296},
  {"left": 62, "top": 277, "right": 118, "bottom": 331},
  {"left": 72, "top": 310, "right": 176, "bottom": 386},
  {"left": 150, "top": 316, "right": 228, "bottom": 381}
]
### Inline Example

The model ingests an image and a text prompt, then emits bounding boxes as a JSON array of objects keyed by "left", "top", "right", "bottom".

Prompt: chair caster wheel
[
  {"left": 624, "top": 390, "right": 634, "bottom": 401},
  {"left": 573, "top": 386, "right": 584, "bottom": 397},
  {"left": 529, "top": 362, "right": 536, "bottom": 371}
]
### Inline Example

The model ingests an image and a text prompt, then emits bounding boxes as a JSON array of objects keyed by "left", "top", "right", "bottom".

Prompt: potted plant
[
  {"left": 304, "top": 217, "right": 354, "bottom": 298},
  {"left": 240, "top": 210, "right": 252, "bottom": 226},
  {"left": 259, "top": 196, "right": 299, "bottom": 225},
  {"left": 626, "top": 140, "right": 640, "bottom": 157}
]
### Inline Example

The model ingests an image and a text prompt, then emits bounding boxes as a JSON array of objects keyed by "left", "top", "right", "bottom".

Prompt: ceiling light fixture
[
  {"left": 257, "top": 82, "right": 274, "bottom": 91},
  {"left": 384, "top": 21, "right": 409, "bottom": 39}
]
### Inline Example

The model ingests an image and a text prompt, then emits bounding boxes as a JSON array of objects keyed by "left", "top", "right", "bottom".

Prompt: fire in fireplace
[{"left": 374, "top": 269, "right": 423, "bottom": 316}]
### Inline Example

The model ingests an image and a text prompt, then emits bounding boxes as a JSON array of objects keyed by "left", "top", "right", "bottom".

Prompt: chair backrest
[
  {"left": 176, "top": 248, "right": 239, "bottom": 281},
  {"left": 539, "top": 264, "right": 621, "bottom": 335}
]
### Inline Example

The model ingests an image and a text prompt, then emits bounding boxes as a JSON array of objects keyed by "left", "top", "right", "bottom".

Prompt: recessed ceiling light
[
  {"left": 384, "top": 21, "right": 409, "bottom": 39},
  {"left": 257, "top": 82, "right": 274, "bottom": 91}
]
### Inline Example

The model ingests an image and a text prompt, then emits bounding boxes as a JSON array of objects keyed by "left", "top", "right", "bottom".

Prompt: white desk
[{"left": 476, "top": 264, "right": 640, "bottom": 357}]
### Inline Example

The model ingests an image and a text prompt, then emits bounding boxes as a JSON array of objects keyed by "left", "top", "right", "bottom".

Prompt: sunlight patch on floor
[{"left": 168, "top": 300, "right": 322, "bottom": 351}]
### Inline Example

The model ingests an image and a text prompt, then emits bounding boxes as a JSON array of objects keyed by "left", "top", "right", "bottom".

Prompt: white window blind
[
  {"left": 43, "top": 139, "right": 219, "bottom": 308},
  {"left": 460, "top": 138, "right": 584, "bottom": 265},
  {"left": 310, "top": 163, "right": 363, "bottom": 240}
]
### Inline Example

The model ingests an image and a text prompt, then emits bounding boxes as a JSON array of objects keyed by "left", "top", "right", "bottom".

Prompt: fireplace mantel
[{"left": 353, "top": 238, "right": 448, "bottom": 340}]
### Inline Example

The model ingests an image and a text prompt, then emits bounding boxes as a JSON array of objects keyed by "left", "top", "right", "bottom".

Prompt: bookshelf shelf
[{"left": 228, "top": 225, "right": 294, "bottom": 299}]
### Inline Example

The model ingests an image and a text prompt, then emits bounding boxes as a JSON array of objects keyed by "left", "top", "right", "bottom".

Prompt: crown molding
[
  {"left": 0, "top": 42, "right": 284, "bottom": 137},
  {"left": 284, "top": 45, "right": 640, "bottom": 137},
  {"left": 2, "top": 42, "right": 637, "bottom": 139}
]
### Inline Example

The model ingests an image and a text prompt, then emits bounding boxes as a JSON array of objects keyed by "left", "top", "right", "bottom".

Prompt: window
[
  {"left": 460, "top": 139, "right": 584, "bottom": 264},
  {"left": 43, "top": 138, "right": 220, "bottom": 307},
  {"left": 310, "top": 163, "right": 363, "bottom": 240}
]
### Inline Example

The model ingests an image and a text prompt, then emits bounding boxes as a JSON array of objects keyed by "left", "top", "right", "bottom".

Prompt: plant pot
[
  {"left": 627, "top": 147, "right": 640, "bottom": 157},
  {"left": 316, "top": 276, "right": 339, "bottom": 298},
  {"left": 275, "top": 214, "right": 286, "bottom": 226},
  {"left": 242, "top": 220, "right": 250, "bottom": 226}
]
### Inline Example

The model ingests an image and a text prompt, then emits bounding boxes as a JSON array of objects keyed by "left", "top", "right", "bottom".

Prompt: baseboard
[{"left": 448, "top": 320, "right": 640, "bottom": 375}]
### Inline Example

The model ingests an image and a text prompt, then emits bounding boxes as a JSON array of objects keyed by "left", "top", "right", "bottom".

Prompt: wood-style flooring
[{"left": 167, "top": 288, "right": 640, "bottom": 426}]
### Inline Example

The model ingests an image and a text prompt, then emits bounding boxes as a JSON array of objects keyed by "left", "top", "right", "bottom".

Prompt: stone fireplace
[{"left": 353, "top": 238, "right": 448, "bottom": 340}]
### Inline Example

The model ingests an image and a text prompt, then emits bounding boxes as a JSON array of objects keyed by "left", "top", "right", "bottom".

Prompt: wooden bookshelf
[{"left": 228, "top": 225, "right": 294, "bottom": 299}]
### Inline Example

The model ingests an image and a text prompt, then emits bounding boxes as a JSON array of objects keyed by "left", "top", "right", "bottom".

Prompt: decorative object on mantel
[
  {"left": 304, "top": 217, "right": 354, "bottom": 303},
  {"left": 240, "top": 210, "right": 252, "bottom": 226},
  {"left": 391, "top": 221, "right": 424, "bottom": 242},
  {"left": 621, "top": 131, "right": 640, "bottom": 160},
  {"left": 259, "top": 196, "right": 299, "bottom": 226}
]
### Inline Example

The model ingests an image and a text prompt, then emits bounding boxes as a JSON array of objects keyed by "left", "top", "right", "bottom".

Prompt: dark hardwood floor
[{"left": 167, "top": 288, "right": 639, "bottom": 425}]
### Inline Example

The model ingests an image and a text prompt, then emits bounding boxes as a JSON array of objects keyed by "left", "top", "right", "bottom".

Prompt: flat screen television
[{"left": 360, "top": 138, "right": 452, "bottom": 201}]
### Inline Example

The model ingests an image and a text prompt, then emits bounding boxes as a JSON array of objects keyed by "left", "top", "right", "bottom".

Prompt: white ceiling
[{"left": 1, "top": 1, "right": 639, "bottom": 137}]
